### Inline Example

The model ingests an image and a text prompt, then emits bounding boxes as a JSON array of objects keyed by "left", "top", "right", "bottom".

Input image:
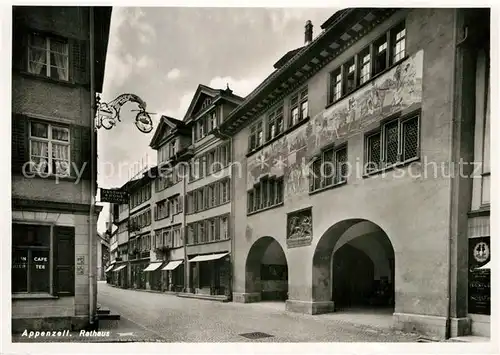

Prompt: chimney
[{"left": 305, "top": 20, "right": 313, "bottom": 45}]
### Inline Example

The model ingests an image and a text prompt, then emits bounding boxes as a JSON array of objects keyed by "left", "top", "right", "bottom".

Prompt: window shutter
[
  {"left": 53, "top": 226, "right": 75, "bottom": 296},
  {"left": 71, "top": 39, "right": 89, "bottom": 85},
  {"left": 12, "top": 25, "right": 27, "bottom": 72},
  {"left": 71, "top": 125, "right": 92, "bottom": 180},
  {"left": 12, "top": 114, "right": 29, "bottom": 174}
]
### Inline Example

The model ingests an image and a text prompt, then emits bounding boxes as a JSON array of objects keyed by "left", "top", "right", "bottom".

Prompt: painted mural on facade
[{"left": 247, "top": 50, "right": 424, "bottom": 200}]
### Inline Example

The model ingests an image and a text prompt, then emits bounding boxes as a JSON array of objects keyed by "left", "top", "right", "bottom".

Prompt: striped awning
[
  {"left": 143, "top": 262, "right": 163, "bottom": 272},
  {"left": 189, "top": 252, "right": 229, "bottom": 263},
  {"left": 113, "top": 264, "right": 127, "bottom": 272},
  {"left": 162, "top": 260, "right": 183, "bottom": 271}
]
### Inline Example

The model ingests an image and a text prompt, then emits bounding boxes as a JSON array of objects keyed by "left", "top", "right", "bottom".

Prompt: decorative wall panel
[{"left": 246, "top": 50, "right": 424, "bottom": 202}]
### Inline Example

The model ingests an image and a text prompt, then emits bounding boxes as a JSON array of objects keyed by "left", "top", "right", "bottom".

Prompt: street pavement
[{"left": 97, "top": 282, "right": 421, "bottom": 342}]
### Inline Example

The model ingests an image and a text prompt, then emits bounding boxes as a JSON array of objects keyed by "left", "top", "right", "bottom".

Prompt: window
[
  {"left": 290, "top": 98, "right": 299, "bottom": 127},
  {"left": 344, "top": 58, "right": 356, "bottom": 95},
  {"left": 267, "top": 106, "right": 284, "bottom": 141},
  {"left": 373, "top": 35, "right": 388, "bottom": 76},
  {"left": 309, "top": 145, "right": 348, "bottom": 192},
  {"left": 330, "top": 69, "right": 342, "bottom": 103},
  {"left": 247, "top": 177, "right": 284, "bottom": 214},
  {"left": 12, "top": 224, "right": 50, "bottom": 293},
  {"left": 208, "top": 219, "right": 216, "bottom": 241},
  {"left": 290, "top": 88, "right": 308, "bottom": 128},
  {"left": 359, "top": 47, "right": 371, "bottom": 84},
  {"left": 199, "top": 222, "right": 206, "bottom": 243},
  {"left": 221, "top": 179, "right": 230, "bottom": 203},
  {"left": 207, "top": 151, "right": 215, "bottom": 174},
  {"left": 170, "top": 141, "right": 176, "bottom": 157},
  {"left": 12, "top": 224, "right": 74, "bottom": 296},
  {"left": 198, "top": 121, "right": 205, "bottom": 140},
  {"left": 365, "top": 114, "right": 419, "bottom": 173},
  {"left": 202, "top": 98, "right": 212, "bottom": 109},
  {"left": 392, "top": 23, "right": 406, "bottom": 63},
  {"left": 209, "top": 111, "right": 217, "bottom": 131},
  {"left": 28, "top": 33, "right": 69, "bottom": 81},
  {"left": 221, "top": 216, "right": 228, "bottom": 240},
  {"left": 209, "top": 185, "right": 216, "bottom": 207},
  {"left": 177, "top": 195, "right": 183, "bottom": 213},
  {"left": 328, "top": 22, "right": 407, "bottom": 104},
  {"left": 187, "top": 225, "right": 194, "bottom": 245},
  {"left": 249, "top": 121, "right": 263, "bottom": 151},
  {"left": 29, "top": 121, "right": 70, "bottom": 177}
]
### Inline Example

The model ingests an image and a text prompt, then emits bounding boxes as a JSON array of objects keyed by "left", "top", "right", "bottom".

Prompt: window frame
[
  {"left": 309, "top": 144, "right": 348, "bottom": 193},
  {"left": 364, "top": 111, "right": 421, "bottom": 175},
  {"left": 29, "top": 121, "right": 71, "bottom": 177},
  {"left": 327, "top": 21, "right": 407, "bottom": 106},
  {"left": 247, "top": 176, "right": 284, "bottom": 215},
  {"left": 12, "top": 223, "right": 52, "bottom": 295},
  {"left": 27, "top": 33, "right": 69, "bottom": 81}
]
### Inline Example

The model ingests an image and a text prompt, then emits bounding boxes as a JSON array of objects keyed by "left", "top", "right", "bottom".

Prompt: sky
[{"left": 96, "top": 7, "right": 338, "bottom": 233}]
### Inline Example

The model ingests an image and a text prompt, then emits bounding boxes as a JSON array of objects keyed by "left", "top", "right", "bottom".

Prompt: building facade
[
  {"left": 181, "top": 85, "right": 243, "bottom": 297},
  {"left": 109, "top": 201, "right": 130, "bottom": 288},
  {"left": 149, "top": 116, "right": 192, "bottom": 292},
  {"left": 217, "top": 8, "right": 490, "bottom": 339},
  {"left": 108, "top": 85, "right": 243, "bottom": 298},
  {"left": 96, "top": 232, "right": 110, "bottom": 281},
  {"left": 11, "top": 6, "right": 112, "bottom": 331}
]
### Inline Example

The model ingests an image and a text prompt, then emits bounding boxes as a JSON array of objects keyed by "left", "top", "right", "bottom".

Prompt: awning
[
  {"left": 189, "top": 252, "right": 229, "bottom": 263},
  {"left": 105, "top": 265, "right": 115, "bottom": 273},
  {"left": 162, "top": 260, "right": 183, "bottom": 271},
  {"left": 477, "top": 261, "right": 491, "bottom": 270},
  {"left": 113, "top": 264, "right": 127, "bottom": 272},
  {"left": 143, "top": 262, "right": 163, "bottom": 272}
]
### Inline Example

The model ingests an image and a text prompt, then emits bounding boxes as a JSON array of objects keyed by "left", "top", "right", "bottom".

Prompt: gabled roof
[
  {"left": 182, "top": 84, "right": 245, "bottom": 122},
  {"left": 149, "top": 115, "right": 187, "bottom": 149},
  {"left": 182, "top": 84, "right": 220, "bottom": 121},
  {"left": 274, "top": 47, "right": 304, "bottom": 69}
]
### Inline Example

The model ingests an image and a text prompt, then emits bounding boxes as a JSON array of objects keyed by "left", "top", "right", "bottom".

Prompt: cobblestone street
[{"left": 96, "top": 282, "right": 420, "bottom": 342}]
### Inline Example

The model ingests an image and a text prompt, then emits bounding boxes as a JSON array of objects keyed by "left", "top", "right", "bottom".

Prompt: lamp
[{"left": 95, "top": 93, "right": 155, "bottom": 133}]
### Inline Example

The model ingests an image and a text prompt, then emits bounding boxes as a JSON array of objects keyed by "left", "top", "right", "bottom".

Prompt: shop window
[{"left": 12, "top": 224, "right": 74, "bottom": 296}]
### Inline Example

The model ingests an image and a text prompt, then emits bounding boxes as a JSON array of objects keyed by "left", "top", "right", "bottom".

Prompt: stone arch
[
  {"left": 312, "top": 218, "right": 395, "bottom": 310},
  {"left": 245, "top": 236, "right": 288, "bottom": 302}
]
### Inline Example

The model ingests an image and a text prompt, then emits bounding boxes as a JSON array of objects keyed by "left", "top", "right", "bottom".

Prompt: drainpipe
[
  {"left": 183, "top": 163, "right": 188, "bottom": 293},
  {"left": 446, "top": 8, "right": 463, "bottom": 339},
  {"left": 89, "top": 6, "right": 96, "bottom": 328}
]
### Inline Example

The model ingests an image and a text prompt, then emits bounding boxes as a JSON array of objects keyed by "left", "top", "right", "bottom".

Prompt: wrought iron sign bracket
[{"left": 95, "top": 93, "right": 155, "bottom": 133}]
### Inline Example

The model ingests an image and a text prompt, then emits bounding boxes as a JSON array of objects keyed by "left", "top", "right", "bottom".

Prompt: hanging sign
[
  {"left": 468, "top": 237, "right": 491, "bottom": 315},
  {"left": 100, "top": 188, "right": 129, "bottom": 204}
]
